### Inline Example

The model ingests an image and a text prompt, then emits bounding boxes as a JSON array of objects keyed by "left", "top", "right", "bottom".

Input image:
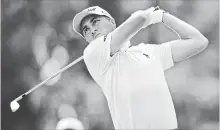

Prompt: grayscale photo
[{"left": 2, "top": 0, "right": 219, "bottom": 130}]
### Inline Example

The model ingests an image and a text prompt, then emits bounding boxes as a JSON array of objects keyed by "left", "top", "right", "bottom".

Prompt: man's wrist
[{"left": 162, "top": 11, "right": 169, "bottom": 23}]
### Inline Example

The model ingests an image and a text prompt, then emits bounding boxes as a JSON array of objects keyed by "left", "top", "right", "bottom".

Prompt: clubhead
[{"left": 10, "top": 101, "right": 20, "bottom": 112}]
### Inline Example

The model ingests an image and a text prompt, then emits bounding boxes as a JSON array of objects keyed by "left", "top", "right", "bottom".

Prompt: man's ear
[
  {"left": 106, "top": 17, "right": 116, "bottom": 28},
  {"left": 109, "top": 18, "right": 116, "bottom": 28},
  {"left": 112, "top": 19, "right": 116, "bottom": 28}
]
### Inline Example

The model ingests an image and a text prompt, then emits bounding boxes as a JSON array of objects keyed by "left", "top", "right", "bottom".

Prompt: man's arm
[
  {"left": 110, "top": 7, "right": 155, "bottom": 54},
  {"left": 162, "top": 12, "right": 209, "bottom": 62}
]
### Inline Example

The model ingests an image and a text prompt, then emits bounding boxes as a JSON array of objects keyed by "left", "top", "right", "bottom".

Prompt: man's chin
[
  {"left": 88, "top": 34, "right": 105, "bottom": 43},
  {"left": 94, "top": 34, "right": 104, "bottom": 40}
]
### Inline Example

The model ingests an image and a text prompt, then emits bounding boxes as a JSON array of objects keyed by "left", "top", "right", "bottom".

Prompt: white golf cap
[{"left": 72, "top": 6, "right": 113, "bottom": 37}]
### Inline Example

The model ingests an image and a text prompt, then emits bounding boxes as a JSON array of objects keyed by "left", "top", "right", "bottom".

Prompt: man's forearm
[
  {"left": 162, "top": 13, "right": 206, "bottom": 40},
  {"left": 111, "top": 7, "right": 155, "bottom": 53}
]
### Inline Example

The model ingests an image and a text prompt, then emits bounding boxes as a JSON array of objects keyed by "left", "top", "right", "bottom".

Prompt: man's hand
[
  {"left": 142, "top": 7, "right": 157, "bottom": 28},
  {"left": 149, "top": 7, "right": 165, "bottom": 25}
]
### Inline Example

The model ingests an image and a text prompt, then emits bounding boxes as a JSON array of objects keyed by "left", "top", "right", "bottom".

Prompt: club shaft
[{"left": 14, "top": 56, "right": 84, "bottom": 102}]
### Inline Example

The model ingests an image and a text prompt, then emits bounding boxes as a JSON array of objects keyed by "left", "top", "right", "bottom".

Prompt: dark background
[{"left": 1, "top": 0, "right": 219, "bottom": 129}]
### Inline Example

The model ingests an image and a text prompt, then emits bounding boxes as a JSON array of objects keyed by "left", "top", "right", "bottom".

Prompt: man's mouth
[{"left": 94, "top": 33, "right": 101, "bottom": 39}]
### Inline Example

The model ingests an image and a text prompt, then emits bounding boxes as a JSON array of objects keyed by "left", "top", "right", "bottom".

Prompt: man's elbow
[
  {"left": 196, "top": 35, "right": 209, "bottom": 51},
  {"left": 200, "top": 36, "right": 209, "bottom": 50}
]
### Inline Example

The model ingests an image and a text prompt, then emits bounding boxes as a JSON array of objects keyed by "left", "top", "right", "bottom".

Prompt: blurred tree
[{"left": 1, "top": 0, "right": 41, "bottom": 130}]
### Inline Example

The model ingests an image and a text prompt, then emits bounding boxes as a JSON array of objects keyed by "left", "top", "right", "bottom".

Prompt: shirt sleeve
[
  {"left": 145, "top": 43, "right": 174, "bottom": 70},
  {"left": 83, "top": 33, "right": 112, "bottom": 76}
]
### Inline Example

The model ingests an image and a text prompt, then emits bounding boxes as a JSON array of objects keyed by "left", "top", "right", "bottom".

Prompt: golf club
[{"left": 10, "top": 56, "right": 84, "bottom": 112}]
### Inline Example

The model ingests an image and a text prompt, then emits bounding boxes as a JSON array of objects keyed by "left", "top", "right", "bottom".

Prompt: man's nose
[{"left": 91, "top": 28, "right": 98, "bottom": 35}]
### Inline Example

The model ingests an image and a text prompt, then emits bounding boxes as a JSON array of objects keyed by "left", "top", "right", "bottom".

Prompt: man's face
[{"left": 80, "top": 14, "right": 116, "bottom": 43}]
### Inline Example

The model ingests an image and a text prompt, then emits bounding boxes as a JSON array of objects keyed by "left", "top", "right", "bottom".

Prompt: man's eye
[
  {"left": 84, "top": 28, "right": 88, "bottom": 34},
  {"left": 93, "top": 19, "right": 99, "bottom": 24}
]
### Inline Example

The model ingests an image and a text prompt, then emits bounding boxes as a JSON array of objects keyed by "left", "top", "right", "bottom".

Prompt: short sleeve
[
  {"left": 145, "top": 43, "right": 174, "bottom": 70},
  {"left": 83, "top": 33, "right": 112, "bottom": 76}
]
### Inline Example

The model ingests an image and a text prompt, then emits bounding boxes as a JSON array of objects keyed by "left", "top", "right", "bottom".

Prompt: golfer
[{"left": 72, "top": 6, "right": 208, "bottom": 129}]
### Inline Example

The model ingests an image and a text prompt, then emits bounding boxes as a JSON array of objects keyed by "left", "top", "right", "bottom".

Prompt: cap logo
[{"left": 88, "top": 8, "right": 96, "bottom": 12}]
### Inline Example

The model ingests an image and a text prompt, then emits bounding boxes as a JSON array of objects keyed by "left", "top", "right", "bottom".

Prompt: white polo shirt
[{"left": 83, "top": 33, "right": 178, "bottom": 129}]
